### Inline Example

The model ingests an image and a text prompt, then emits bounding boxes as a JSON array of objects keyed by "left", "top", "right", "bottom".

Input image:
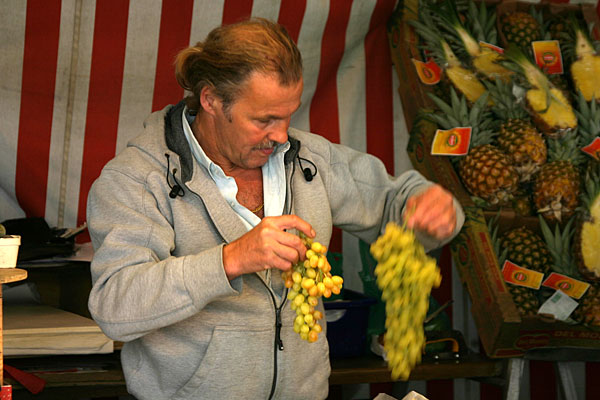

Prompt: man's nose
[{"left": 269, "top": 120, "right": 289, "bottom": 144}]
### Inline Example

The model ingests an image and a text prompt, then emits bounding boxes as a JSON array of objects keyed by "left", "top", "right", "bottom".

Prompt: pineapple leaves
[
  {"left": 538, "top": 215, "right": 579, "bottom": 277},
  {"left": 469, "top": 92, "right": 489, "bottom": 127},
  {"left": 426, "top": 93, "right": 460, "bottom": 126},
  {"left": 486, "top": 211, "right": 507, "bottom": 265},
  {"left": 574, "top": 92, "right": 600, "bottom": 142}
]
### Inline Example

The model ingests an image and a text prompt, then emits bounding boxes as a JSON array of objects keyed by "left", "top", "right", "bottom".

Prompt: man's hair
[{"left": 175, "top": 18, "right": 303, "bottom": 112}]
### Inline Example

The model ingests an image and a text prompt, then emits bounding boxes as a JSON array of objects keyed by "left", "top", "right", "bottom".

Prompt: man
[{"left": 87, "top": 18, "right": 463, "bottom": 400}]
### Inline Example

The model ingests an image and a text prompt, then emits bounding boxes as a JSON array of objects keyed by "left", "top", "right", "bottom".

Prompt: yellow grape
[{"left": 287, "top": 232, "right": 344, "bottom": 342}]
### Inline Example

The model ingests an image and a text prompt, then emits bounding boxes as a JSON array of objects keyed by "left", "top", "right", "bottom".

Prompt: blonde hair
[{"left": 175, "top": 18, "right": 303, "bottom": 112}]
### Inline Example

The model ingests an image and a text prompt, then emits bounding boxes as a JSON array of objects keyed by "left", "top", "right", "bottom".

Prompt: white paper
[
  {"left": 538, "top": 290, "right": 579, "bottom": 321},
  {"left": 401, "top": 391, "right": 429, "bottom": 400}
]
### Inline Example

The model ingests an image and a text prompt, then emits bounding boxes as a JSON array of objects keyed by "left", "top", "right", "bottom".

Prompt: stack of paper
[{"left": 3, "top": 304, "right": 113, "bottom": 356}]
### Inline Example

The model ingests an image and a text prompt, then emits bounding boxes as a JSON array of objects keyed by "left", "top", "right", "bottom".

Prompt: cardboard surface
[{"left": 3, "top": 304, "right": 113, "bottom": 356}]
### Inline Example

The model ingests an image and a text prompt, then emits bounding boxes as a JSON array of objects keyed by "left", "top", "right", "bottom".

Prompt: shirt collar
[{"left": 180, "top": 106, "right": 290, "bottom": 180}]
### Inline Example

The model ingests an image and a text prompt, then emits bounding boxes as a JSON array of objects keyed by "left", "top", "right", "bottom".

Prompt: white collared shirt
[{"left": 181, "top": 107, "right": 289, "bottom": 230}]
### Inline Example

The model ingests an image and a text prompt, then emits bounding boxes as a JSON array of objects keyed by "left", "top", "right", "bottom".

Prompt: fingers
[
  {"left": 223, "top": 215, "right": 316, "bottom": 279},
  {"left": 405, "top": 185, "right": 457, "bottom": 239},
  {"left": 261, "top": 216, "right": 314, "bottom": 261},
  {"left": 267, "top": 214, "right": 316, "bottom": 239}
]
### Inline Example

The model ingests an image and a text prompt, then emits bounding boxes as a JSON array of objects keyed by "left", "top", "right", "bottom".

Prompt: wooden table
[
  {"left": 330, "top": 353, "right": 505, "bottom": 385},
  {"left": 0, "top": 268, "right": 28, "bottom": 388},
  {"left": 6, "top": 351, "right": 505, "bottom": 399}
]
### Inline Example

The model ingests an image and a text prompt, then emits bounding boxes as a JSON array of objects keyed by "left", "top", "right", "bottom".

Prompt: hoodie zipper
[
  {"left": 262, "top": 280, "right": 287, "bottom": 400},
  {"left": 266, "top": 148, "right": 298, "bottom": 400}
]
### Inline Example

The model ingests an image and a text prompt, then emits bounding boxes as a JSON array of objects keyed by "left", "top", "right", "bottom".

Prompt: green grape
[{"left": 371, "top": 222, "right": 442, "bottom": 381}]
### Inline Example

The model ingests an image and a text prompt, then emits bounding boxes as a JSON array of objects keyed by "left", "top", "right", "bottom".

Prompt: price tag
[
  {"left": 430, "top": 127, "right": 471, "bottom": 156},
  {"left": 532, "top": 40, "right": 564, "bottom": 74},
  {"left": 502, "top": 260, "right": 544, "bottom": 289},
  {"left": 582, "top": 137, "right": 600, "bottom": 161},
  {"left": 542, "top": 272, "right": 590, "bottom": 299},
  {"left": 411, "top": 58, "right": 442, "bottom": 85}
]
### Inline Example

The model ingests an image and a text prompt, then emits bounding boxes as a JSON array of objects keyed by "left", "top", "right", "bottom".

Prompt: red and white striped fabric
[
  {"left": 1, "top": 1, "right": 599, "bottom": 400},
  {"left": 0, "top": 0, "right": 407, "bottom": 232}
]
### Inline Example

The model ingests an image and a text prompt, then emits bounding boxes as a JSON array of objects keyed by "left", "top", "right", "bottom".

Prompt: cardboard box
[{"left": 387, "top": 0, "right": 600, "bottom": 357}]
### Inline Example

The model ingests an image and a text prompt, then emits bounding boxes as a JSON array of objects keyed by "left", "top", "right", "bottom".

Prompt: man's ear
[{"left": 199, "top": 86, "right": 219, "bottom": 116}]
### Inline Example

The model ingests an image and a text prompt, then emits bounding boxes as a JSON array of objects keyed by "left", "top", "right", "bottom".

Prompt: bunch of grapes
[
  {"left": 370, "top": 222, "right": 442, "bottom": 380},
  {"left": 282, "top": 233, "right": 343, "bottom": 343}
]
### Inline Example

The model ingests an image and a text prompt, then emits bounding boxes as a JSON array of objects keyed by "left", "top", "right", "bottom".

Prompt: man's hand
[
  {"left": 222, "top": 215, "right": 315, "bottom": 280},
  {"left": 404, "top": 185, "right": 457, "bottom": 240}
]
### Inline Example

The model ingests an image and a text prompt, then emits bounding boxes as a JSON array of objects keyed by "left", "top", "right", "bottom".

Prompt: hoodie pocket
[{"left": 172, "top": 324, "right": 273, "bottom": 400}]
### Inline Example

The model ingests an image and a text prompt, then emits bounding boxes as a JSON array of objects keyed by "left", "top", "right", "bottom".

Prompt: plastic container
[
  {"left": 0, "top": 235, "right": 21, "bottom": 268},
  {"left": 324, "top": 289, "right": 377, "bottom": 358},
  {"left": 358, "top": 239, "right": 387, "bottom": 337}
]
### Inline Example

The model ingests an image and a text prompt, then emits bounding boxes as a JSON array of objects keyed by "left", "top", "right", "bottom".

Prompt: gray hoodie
[{"left": 87, "top": 101, "right": 464, "bottom": 399}]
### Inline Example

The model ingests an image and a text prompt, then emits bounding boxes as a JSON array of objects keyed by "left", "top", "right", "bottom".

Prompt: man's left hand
[{"left": 404, "top": 184, "right": 457, "bottom": 240}]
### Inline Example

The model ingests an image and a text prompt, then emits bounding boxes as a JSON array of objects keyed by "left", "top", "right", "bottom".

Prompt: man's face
[{"left": 211, "top": 72, "right": 303, "bottom": 171}]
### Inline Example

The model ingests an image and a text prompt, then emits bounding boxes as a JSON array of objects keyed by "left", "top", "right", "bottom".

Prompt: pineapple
[
  {"left": 503, "top": 46, "right": 577, "bottom": 138},
  {"left": 511, "top": 188, "right": 535, "bottom": 217},
  {"left": 533, "top": 131, "right": 583, "bottom": 223},
  {"left": 426, "top": 89, "right": 519, "bottom": 205},
  {"left": 566, "top": 16, "right": 600, "bottom": 102},
  {"left": 573, "top": 168, "right": 600, "bottom": 281},
  {"left": 433, "top": 0, "right": 513, "bottom": 82},
  {"left": 500, "top": 226, "right": 551, "bottom": 276},
  {"left": 487, "top": 78, "right": 547, "bottom": 182},
  {"left": 487, "top": 214, "right": 539, "bottom": 317},
  {"left": 409, "top": 4, "right": 487, "bottom": 103},
  {"left": 571, "top": 284, "right": 600, "bottom": 328},
  {"left": 440, "top": 40, "right": 488, "bottom": 104},
  {"left": 539, "top": 216, "right": 600, "bottom": 328},
  {"left": 500, "top": 10, "right": 542, "bottom": 54},
  {"left": 507, "top": 286, "right": 541, "bottom": 317},
  {"left": 546, "top": 13, "right": 569, "bottom": 47}
]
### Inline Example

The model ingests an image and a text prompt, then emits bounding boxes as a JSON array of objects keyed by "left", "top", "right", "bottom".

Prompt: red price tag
[
  {"left": 502, "top": 260, "right": 544, "bottom": 289},
  {"left": 532, "top": 41, "right": 564, "bottom": 75},
  {"left": 582, "top": 137, "right": 600, "bottom": 161}
]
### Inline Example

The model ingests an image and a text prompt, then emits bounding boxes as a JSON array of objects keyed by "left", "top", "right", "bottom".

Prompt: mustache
[{"left": 255, "top": 141, "right": 276, "bottom": 150}]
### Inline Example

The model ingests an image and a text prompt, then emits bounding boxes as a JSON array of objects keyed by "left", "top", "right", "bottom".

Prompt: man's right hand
[{"left": 222, "top": 215, "right": 315, "bottom": 280}]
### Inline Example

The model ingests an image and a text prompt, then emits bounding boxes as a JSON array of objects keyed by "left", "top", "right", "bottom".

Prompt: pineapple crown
[
  {"left": 579, "top": 167, "right": 600, "bottom": 215},
  {"left": 408, "top": 0, "right": 466, "bottom": 68},
  {"left": 427, "top": 0, "right": 498, "bottom": 62},
  {"left": 486, "top": 212, "right": 507, "bottom": 267},
  {"left": 529, "top": 5, "right": 548, "bottom": 40},
  {"left": 485, "top": 78, "right": 530, "bottom": 122},
  {"left": 574, "top": 91, "right": 600, "bottom": 145},
  {"left": 425, "top": 87, "right": 496, "bottom": 148},
  {"left": 538, "top": 215, "right": 580, "bottom": 278},
  {"left": 408, "top": 9, "right": 447, "bottom": 68},
  {"left": 430, "top": 0, "right": 480, "bottom": 63},
  {"left": 546, "top": 130, "right": 586, "bottom": 166},
  {"left": 461, "top": 0, "right": 498, "bottom": 44},
  {"left": 559, "top": 13, "right": 598, "bottom": 63},
  {"left": 502, "top": 45, "right": 551, "bottom": 91}
]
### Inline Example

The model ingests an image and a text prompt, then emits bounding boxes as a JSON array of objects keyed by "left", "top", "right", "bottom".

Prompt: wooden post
[{"left": 0, "top": 269, "right": 27, "bottom": 398}]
